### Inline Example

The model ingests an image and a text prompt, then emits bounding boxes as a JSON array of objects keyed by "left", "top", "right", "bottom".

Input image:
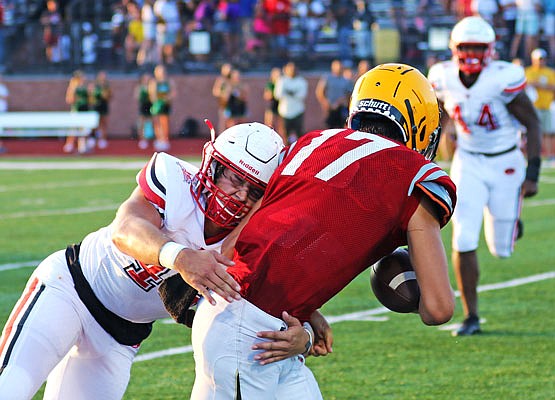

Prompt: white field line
[
  {"left": 0, "top": 178, "right": 130, "bottom": 193},
  {"left": 1, "top": 204, "right": 120, "bottom": 219},
  {"left": 0, "top": 260, "right": 43, "bottom": 272},
  {"left": 133, "top": 270, "right": 555, "bottom": 363},
  {"left": 0, "top": 161, "right": 146, "bottom": 170}
]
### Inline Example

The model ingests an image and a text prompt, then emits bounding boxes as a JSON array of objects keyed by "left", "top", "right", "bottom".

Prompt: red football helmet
[
  {"left": 192, "top": 121, "right": 283, "bottom": 228},
  {"left": 450, "top": 16, "right": 496, "bottom": 74}
]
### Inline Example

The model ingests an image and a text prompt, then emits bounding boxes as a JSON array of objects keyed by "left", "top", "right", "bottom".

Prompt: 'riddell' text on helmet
[
  {"left": 347, "top": 63, "right": 441, "bottom": 160},
  {"left": 450, "top": 16, "right": 496, "bottom": 74},
  {"left": 192, "top": 122, "right": 284, "bottom": 228}
]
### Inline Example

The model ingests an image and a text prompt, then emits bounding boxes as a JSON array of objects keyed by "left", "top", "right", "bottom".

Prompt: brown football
[{"left": 370, "top": 247, "right": 420, "bottom": 313}]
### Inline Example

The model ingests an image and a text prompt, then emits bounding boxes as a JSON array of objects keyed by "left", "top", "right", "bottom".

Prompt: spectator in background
[
  {"left": 154, "top": 0, "right": 181, "bottom": 66},
  {"left": 330, "top": 0, "right": 355, "bottom": 64},
  {"left": 40, "top": 0, "right": 62, "bottom": 64},
  {"left": 64, "top": 70, "right": 90, "bottom": 154},
  {"left": 355, "top": 59, "right": 371, "bottom": 80},
  {"left": 111, "top": 4, "right": 128, "bottom": 62},
  {"left": 263, "top": 66, "right": 282, "bottom": 133},
  {"left": 264, "top": 0, "right": 291, "bottom": 61},
  {"left": 470, "top": 0, "right": 500, "bottom": 24},
  {"left": 0, "top": 2, "right": 5, "bottom": 72},
  {"left": 510, "top": 0, "right": 542, "bottom": 63},
  {"left": 214, "top": 0, "right": 243, "bottom": 63},
  {"left": 543, "top": 0, "right": 555, "bottom": 64},
  {"left": 81, "top": 22, "right": 98, "bottom": 68},
  {"left": 294, "top": 0, "right": 325, "bottom": 57},
  {"left": 352, "top": 0, "right": 372, "bottom": 61},
  {"left": 135, "top": 72, "right": 155, "bottom": 150},
  {"left": 238, "top": 0, "right": 258, "bottom": 59},
  {"left": 315, "top": 59, "right": 353, "bottom": 129},
  {"left": 138, "top": 0, "right": 158, "bottom": 67},
  {"left": 274, "top": 61, "right": 307, "bottom": 144},
  {"left": 251, "top": 0, "right": 272, "bottom": 60},
  {"left": 525, "top": 48, "right": 555, "bottom": 160},
  {"left": 0, "top": 74, "right": 9, "bottom": 154},
  {"left": 90, "top": 70, "right": 112, "bottom": 150},
  {"left": 124, "top": 1, "right": 143, "bottom": 70},
  {"left": 223, "top": 68, "right": 249, "bottom": 128},
  {"left": 212, "top": 62, "right": 233, "bottom": 133},
  {"left": 149, "top": 64, "right": 175, "bottom": 151},
  {"left": 497, "top": 0, "right": 518, "bottom": 60}
]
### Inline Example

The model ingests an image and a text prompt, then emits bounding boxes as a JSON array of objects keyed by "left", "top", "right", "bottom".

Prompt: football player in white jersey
[
  {"left": 428, "top": 16, "right": 542, "bottom": 336},
  {"left": 0, "top": 122, "right": 319, "bottom": 399}
]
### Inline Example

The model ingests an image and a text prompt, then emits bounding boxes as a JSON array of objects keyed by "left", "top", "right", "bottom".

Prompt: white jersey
[
  {"left": 428, "top": 60, "right": 526, "bottom": 153},
  {"left": 45, "top": 153, "right": 221, "bottom": 323}
]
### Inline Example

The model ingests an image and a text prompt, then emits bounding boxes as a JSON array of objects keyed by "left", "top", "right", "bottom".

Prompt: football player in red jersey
[
  {"left": 190, "top": 63, "right": 457, "bottom": 399},
  {"left": 428, "top": 16, "right": 541, "bottom": 336},
  {"left": 0, "top": 123, "right": 322, "bottom": 400}
]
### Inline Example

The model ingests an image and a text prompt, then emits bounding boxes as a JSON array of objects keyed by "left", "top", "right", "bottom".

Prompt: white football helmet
[
  {"left": 192, "top": 122, "right": 284, "bottom": 228},
  {"left": 450, "top": 16, "right": 496, "bottom": 74}
]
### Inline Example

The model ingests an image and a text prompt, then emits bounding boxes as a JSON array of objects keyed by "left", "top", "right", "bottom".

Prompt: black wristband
[{"left": 525, "top": 157, "right": 541, "bottom": 182}]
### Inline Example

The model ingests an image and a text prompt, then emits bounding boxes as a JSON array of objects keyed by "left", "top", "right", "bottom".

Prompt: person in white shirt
[{"left": 274, "top": 62, "right": 308, "bottom": 144}]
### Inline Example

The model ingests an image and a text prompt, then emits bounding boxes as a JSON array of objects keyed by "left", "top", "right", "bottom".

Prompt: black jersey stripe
[{"left": 151, "top": 153, "right": 166, "bottom": 196}]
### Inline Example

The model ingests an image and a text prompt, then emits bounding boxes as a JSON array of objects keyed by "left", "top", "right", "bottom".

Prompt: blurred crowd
[{"left": 2, "top": 0, "right": 555, "bottom": 73}]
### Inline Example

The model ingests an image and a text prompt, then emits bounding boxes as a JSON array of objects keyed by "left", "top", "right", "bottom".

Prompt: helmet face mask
[
  {"left": 450, "top": 16, "right": 496, "bottom": 75},
  {"left": 347, "top": 63, "right": 441, "bottom": 160},
  {"left": 192, "top": 122, "right": 283, "bottom": 229}
]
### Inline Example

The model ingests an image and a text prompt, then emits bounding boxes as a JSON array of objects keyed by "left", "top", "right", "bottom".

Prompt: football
[{"left": 370, "top": 247, "right": 420, "bottom": 313}]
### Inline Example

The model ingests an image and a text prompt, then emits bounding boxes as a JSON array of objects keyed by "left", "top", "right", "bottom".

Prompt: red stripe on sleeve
[{"left": 503, "top": 81, "right": 526, "bottom": 94}]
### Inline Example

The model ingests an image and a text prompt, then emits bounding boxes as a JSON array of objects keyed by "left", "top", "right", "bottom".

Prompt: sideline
[{"left": 133, "top": 270, "right": 555, "bottom": 363}]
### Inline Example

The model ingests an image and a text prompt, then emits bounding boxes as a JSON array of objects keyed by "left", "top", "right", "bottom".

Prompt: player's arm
[
  {"left": 507, "top": 91, "right": 542, "bottom": 197},
  {"left": 309, "top": 309, "right": 333, "bottom": 357},
  {"left": 407, "top": 195, "right": 455, "bottom": 325},
  {"left": 252, "top": 310, "right": 333, "bottom": 365},
  {"left": 112, "top": 187, "right": 241, "bottom": 304}
]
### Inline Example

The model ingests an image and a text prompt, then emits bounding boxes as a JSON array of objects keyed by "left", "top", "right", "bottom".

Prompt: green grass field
[{"left": 0, "top": 157, "right": 554, "bottom": 400}]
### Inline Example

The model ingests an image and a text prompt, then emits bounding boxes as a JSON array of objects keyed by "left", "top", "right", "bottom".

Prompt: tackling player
[
  {"left": 0, "top": 123, "right": 318, "bottom": 399},
  {"left": 428, "top": 16, "right": 542, "bottom": 336},
  {"left": 190, "top": 63, "right": 457, "bottom": 399}
]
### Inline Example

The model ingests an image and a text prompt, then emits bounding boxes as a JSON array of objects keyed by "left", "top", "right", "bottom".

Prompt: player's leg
[
  {"left": 276, "top": 362, "right": 324, "bottom": 400},
  {"left": 43, "top": 335, "right": 137, "bottom": 400},
  {"left": 484, "top": 151, "right": 526, "bottom": 258},
  {"left": 450, "top": 151, "right": 488, "bottom": 336},
  {"left": 192, "top": 295, "right": 315, "bottom": 399},
  {"left": 0, "top": 275, "right": 82, "bottom": 399}
]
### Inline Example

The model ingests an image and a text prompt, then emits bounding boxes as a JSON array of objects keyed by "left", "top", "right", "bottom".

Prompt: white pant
[
  {"left": 191, "top": 294, "right": 323, "bottom": 399},
  {"left": 0, "top": 251, "right": 138, "bottom": 400},
  {"left": 450, "top": 148, "right": 525, "bottom": 257}
]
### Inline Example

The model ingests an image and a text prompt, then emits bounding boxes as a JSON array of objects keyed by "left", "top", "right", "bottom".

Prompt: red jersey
[{"left": 229, "top": 129, "right": 457, "bottom": 321}]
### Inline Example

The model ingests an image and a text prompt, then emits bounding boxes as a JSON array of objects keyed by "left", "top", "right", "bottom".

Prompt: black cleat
[
  {"left": 452, "top": 315, "right": 481, "bottom": 337},
  {"left": 516, "top": 219, "right": 524, "bottom": 240}
]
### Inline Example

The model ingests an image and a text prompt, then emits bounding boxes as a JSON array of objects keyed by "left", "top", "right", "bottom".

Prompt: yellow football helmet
[{"left": 348, "top": 63, "right": 441, "bottom": 160}]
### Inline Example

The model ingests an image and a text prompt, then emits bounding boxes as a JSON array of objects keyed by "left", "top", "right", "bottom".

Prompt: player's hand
[
  {"left": 521, "top": 179, "right": 538, "bottom": 198},
  {"left": 309, "top": 310, "right": 333, "bottom": 357},
  {"left": 173, "top": 249, "right": 241, "bottom": 305},
  {"left": 252, "top": 311, "right": 309, "bottom": 365}
]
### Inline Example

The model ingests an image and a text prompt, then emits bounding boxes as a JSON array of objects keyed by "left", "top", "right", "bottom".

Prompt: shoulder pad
[{"left": 408, "top": 163, "right": 456, "bottom": 226}]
